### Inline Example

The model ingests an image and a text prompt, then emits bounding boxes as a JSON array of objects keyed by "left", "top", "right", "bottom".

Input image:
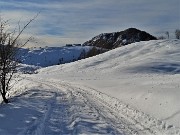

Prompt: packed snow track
[
  {"left": 21, "top": 78, "right": 140, "bottom": 135},
  {"left": 0, "top": 77, "right": 179, "bottom": 135}
]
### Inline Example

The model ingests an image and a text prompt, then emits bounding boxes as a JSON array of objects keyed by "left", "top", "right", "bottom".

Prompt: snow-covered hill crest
[{"left": 38, "top": 39, "right": 180, "bottom": 129}]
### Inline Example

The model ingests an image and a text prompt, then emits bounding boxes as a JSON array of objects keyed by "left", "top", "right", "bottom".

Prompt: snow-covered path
[
  {"left": 0, "top": 76, "right": 178, "bottom": 135},
  {"left": 23, "top": 79, "right": 122, "bottom": 135},
  {"left": 18, "top": 78, "right": 136, "bottom": 135}
]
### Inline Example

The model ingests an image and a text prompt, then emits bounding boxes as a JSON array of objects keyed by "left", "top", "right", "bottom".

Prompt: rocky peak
[{"left": 83, "top": 28, "right": 157, "bottom": 49}]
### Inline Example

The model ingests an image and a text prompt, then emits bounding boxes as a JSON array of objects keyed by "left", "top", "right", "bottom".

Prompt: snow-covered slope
[
  {"left": 38, "top": 39, "right": 180, "bottom": 129},
  {"left": 1, "top": 39, "right": 180, "bottom": 134},
  {"left": 19, "top": 46, "right": 91, "bottom": 67}
]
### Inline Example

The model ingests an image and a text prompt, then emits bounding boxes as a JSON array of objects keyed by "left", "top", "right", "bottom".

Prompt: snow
[
  {"left": 0, "top": 39, "right": 180, "bottom": 134},
  {"left": 19, "top": 46, "right": 91, "bottom": 67},
  {"left": 38, "top": 40, "right": 180, "bottom": 129}
]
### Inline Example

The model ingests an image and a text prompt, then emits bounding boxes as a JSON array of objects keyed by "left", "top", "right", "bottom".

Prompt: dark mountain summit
[{"left": 83, "top": 28, "right": 157, "bottom": 50}]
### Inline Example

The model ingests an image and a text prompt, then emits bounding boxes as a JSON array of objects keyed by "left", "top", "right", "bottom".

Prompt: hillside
[
  {"left": 19, "top": 46, "right": 91, "bottom": 67},
  {"left": 38, "top": 39, "right": 180, "bottom": 129},
  {"left": 83, "top": 28, "right": 157, "bottom": 49},
  {"left": 0, "top": 40, "right": 179, "bottom": 134},
  {"left": 18, "top": 28, "right": 157, "bottom": 70}
]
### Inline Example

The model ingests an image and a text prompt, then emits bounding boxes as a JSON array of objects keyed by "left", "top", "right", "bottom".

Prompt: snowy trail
[
  {"left": 21, "top": 78, "right": 124, "bottom": 135},
  {"left": 1, "top": 76, "right": 179, "bottom": 135},
  {"left": 56, "top": 81, "right": 179, "bottom": 135},
  {"left": 16, "top": 76, "right": 177, "bottom": 135}
]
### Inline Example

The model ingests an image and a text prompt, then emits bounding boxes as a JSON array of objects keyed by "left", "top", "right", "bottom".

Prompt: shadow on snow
[
  {"left": 126, "top": 62, "right": 180, "bottom": 74},
  {"left": 0, "top": 89, "right": 119, "bottom": 135}
]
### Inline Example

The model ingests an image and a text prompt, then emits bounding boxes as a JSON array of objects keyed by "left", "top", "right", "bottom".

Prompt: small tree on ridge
[{"left": 175, "top": 29, "right": 180, "bottom": 39}]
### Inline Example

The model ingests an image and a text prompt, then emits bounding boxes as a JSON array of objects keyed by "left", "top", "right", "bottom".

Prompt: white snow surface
[
  {"left": 0, "top": 39, "right": 180, "bottom": 135},
  {"left": 19, "top": 46, "right": 91, "bottom": 67}
]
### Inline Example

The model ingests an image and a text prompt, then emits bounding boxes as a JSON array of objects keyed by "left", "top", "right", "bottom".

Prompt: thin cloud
[{"left": 0, "top": 0, "right": 179, "bottom": 47}]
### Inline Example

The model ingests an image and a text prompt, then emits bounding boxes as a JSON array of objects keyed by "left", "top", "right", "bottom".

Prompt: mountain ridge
[{"left": 83, "top": 28, "right": 157, "bottom": 49}]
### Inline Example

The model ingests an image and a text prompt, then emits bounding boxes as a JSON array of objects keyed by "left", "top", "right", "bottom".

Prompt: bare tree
[
  {"left": 165, "top": 31, "right": 169, "bottom": 39},
  {"left": 175, "top": 29, "right": 180, "bottom": 39},
  {"left": 0, "top": 15, "right": 37, "bottom": 103}
]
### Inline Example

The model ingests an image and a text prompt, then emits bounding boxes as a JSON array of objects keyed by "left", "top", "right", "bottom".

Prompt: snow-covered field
[{"left": 0, "top": 39, "right": 180, "bottom": 134}]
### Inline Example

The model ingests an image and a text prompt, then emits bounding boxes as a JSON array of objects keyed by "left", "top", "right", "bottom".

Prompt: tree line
[{"left": 159, "top": 29, "right": 180, "bottom": 39}]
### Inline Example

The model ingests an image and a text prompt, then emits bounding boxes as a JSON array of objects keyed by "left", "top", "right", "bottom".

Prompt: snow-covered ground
[
  {"left": 0, "top": 39, "right": 180, "bottom": 134},
  {"left": 19, "top": 46, "right": 91, "bottom": 67}
]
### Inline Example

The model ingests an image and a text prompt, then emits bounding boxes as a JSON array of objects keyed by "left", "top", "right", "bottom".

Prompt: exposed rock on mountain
[{"left": 83, "top": 28, "right": 157, "bottom": 49}]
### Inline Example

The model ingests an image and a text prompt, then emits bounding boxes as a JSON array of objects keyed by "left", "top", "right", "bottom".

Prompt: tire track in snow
[
  {"left": 65, "top": 89, "right": 121, "bottom": 135},
  {"left": 23, "top": 77, "right": 180, "bottom": 135},
  {"left": 23, "top": 77, "right": 123, "bottom": 135},
  {"left": 64, "top": 82, "right": 180, "bottom": 135},
  {"left": 63, "top": 83, "right": 145, "bottom": 135},
  {"left": 17, "top": 88, "right": 58, "bottom": 135}
]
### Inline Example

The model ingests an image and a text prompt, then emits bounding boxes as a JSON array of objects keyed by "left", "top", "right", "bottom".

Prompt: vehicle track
[
  {"left": 22, "top": 77, "right": 124, "bottom": 135},
  {"left": 22, "top": 77, "right": 179, "bottom": 135}
]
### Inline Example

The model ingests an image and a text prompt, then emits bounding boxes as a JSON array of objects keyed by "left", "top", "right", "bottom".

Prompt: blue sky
[{"left": 0, "top": 0, "right": 179, "bottom": 47}]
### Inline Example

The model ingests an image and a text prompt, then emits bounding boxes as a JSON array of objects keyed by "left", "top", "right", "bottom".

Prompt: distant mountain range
[{"left": 83, "top": 28, "right": 157, "bottom": 50}]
